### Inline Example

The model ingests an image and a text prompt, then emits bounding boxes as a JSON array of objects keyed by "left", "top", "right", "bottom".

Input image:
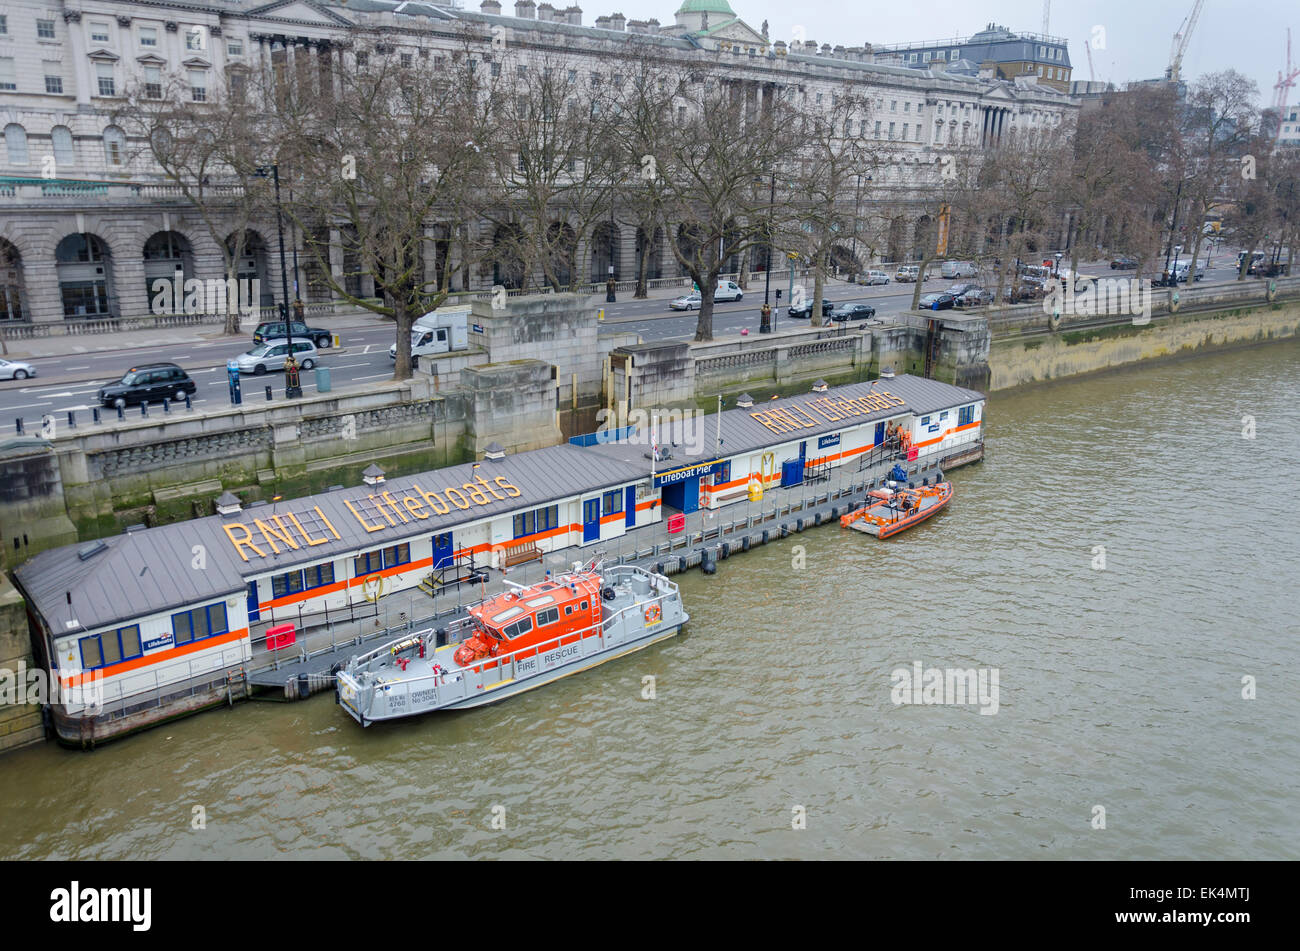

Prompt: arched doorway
[
  {"left": 225, "top": 230, "right": 273, "bottom": 306},
  {"left": 0, "top": 239, "right": 26, "bottom": 321},
  {"left": 590, "top": 221, "right": 620, "bottom": 283},
  {"left": 546, "top": 221, "right": 577, "bottom": 289},
  {"left": 491, "top": 223, "right": 526, "bottom": 289},
  {"left": 143, "top": 231, "right": 193, "bottom": 310},
  {"left": 56, "top": 233, "right": 115, "bottom": 319},
  {"left": 636, "top": 226, "right": 663, "bottom": 281},
  {"left": 887, "top": 217, "right": 907, "bottom": 264}
]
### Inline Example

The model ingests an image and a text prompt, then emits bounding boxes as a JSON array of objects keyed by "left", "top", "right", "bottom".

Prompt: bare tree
[
  {"left": 276, "top": 38, "right": 493, "bottom": 380},
  {"left": 113, "top": 70, "right": 273, "bottom": 335},
  {"left": 652, "top": 70, "right": 796, "bottom": 340}
]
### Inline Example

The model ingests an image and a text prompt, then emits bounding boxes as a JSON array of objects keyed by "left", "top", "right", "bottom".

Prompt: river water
[{"left": 3, "top": 341, "right": 1298, "bottom": 860}]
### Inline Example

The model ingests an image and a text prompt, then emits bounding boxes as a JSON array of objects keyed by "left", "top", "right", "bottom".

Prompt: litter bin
[{"left": 314, "top": 365, "right": 332, "bottom": 393}]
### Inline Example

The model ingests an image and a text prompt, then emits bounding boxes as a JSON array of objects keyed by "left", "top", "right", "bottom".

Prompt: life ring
[{"left": 644, "top": 604, "right": 662, "bottom": 625}]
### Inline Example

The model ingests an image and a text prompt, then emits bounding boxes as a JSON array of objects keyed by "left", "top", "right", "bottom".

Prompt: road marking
[
  {"left": 6, "top": 402, "right": 54, "bottom": 411},
  {"left": 362, "top": 344, "right": 371, "bottom": 354},
  {"left": 330, "top": 362, "right": 370, "bottom": 369},
  {"left": 66, "top": 366, "right": 91, "bottom": 370},
  {"left": 351, "top": 372, "right": 392, "bottom": 381}
]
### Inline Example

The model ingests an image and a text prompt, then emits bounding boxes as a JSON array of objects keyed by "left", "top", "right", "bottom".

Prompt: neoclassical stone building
[{"left": 0, "top": 0, "right": 1078, "bottom": 325}]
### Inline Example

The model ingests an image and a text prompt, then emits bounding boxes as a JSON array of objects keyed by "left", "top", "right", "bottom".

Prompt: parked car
[
  {"left": 828, "top": 303, "right": 877, "bottom": 322},
  {"left": 895, "top": 265, "right": 920, "bottom": 283},
  {"left": 1002, "top": 280, "right": 1045, "bottom": 302},
  {"left": 947, "top": 282, "right": 980, "bottom": 298},
  {"left": 253, "top": 320, "right": 333, "bottom": 349},
  {"left": 0, "top": 358, "right": 36, "bottom": 381},
  {"left": 713, "top": 281, "right": 744, "bottom": 302},
  {"left": 955, "top": 287, "right": 994, "bottom": 308},
  {"left": 98, "top": 363, "right": 197, "bottom": 408},
  {"left": 788, "top": 297, "right": 836, "bottom": 319},
  {"left": 941, "top": 260, "right": 978, "bottom": 279},
  {"left": 1110, "top": 255, "right": 1138, "bottom": 269},
  {"left": 669, "top": 292, "right": 701, "bottom": 310},
  {"left": 1172, "top": 261, "right": 1205, "bottom": 282},
  {"left": 234, "top": 338, "right": 320, "bottom": 376},
  {"left": 919, "top": 293, "right": 956, "bottom": 311},
  {"left": 857, "top": 270, "right": 891, "bottom": 286}
]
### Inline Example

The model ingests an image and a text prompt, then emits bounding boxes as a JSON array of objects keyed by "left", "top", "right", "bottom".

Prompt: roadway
[{"left": 0, "top": 256, "right": 1249, "bottom": 425}]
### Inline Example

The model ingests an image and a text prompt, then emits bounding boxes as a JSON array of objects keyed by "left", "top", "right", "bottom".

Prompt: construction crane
[
  {"left": 1165, "top": 0, "right": 1206, "bottom": 84},
  {"left": 1275, "top": 28, "right": 1300, "bottom": 143},
  {"left": 1086, "top": 38, "right": 1096, "bottom": 83}
]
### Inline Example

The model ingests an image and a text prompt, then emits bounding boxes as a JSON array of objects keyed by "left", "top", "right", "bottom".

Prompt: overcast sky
[{"left": 591, "top": 0, "right": 1289, "bottom": 108}]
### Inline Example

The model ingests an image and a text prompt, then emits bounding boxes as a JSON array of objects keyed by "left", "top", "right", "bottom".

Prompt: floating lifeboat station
[{"left": 12, "top": 373, "right": 984, "bottom": 746}]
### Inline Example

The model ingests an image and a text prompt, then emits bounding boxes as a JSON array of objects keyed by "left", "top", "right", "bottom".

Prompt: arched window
[
  {"left": 4, "top": 124, "right": 29, "bottom": 165},
  {"left": 102, "top": 125, "right": 126, "bottom": 167},
  {"left": 51, "top": 125, "right": 74, "bottom": 166}
]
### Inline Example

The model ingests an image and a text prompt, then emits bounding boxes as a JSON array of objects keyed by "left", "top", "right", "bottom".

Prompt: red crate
[
  {"left": 667, "top": 513, "right": 686, "bottom": 534},
  {"left": 906, "top": 447, "right": 919, "bottom": 462},
  {"left": 265, "top": 623, "right": 296, "bottom": 650}
]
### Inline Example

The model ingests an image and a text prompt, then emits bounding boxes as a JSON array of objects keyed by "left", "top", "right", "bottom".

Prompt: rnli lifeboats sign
[
  {"left": 750, "top": 391, "right": 906, "bottom": 436},
  {"left": 221, "top": 476, "right": 522, "bottom": 562}
]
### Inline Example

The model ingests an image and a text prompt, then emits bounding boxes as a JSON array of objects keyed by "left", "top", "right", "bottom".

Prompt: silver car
[
  {"left": 234, "top": 338, "right": 319, "bottom": 375},
  {"left": 0, "top": 358, "right": 36, "bottom": 381}
]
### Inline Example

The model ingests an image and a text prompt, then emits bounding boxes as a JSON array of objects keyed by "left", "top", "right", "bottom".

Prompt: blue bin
[{"left": 314, "top": 365, "right": 332, "bottom": 393}]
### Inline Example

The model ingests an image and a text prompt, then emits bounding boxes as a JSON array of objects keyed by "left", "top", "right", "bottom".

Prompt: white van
[
  {"left": 941, "top": 261, "right": 977, "bottom": 279},
  {"left": 388, "top": 307, "right": 470, "bottom": 362}
]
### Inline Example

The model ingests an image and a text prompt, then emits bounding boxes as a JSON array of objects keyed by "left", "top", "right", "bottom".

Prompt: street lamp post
[
  {"left": 1163, "top": 178, "right": 1184, "bottom": 284},
  {"left": 255, "top": 163, "right": 296, "bottom": 390}
]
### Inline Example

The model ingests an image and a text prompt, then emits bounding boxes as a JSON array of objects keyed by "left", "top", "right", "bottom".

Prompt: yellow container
[{"left": 747, "top": 480, "right": 764, "bottom": 502}]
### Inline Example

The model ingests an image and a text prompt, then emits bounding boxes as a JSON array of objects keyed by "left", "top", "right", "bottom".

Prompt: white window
[
  {"left": 904, "top": 101, "right": 910, "bottom": 112},
  {"left": 96, "top": 62, "right": 115, "bottom": 97},
  {"left": 227, "top": 39, "right": 244, "bottom": 56},
  {"left": 185, "top": 29, "right": 205, "bottom": 52},
  {"left": 143, "top": 65, "right": 162, "bottom": 99},
  {"left": 874, "top": 120, "right": 881, "bottom": 137},
  {"left": 51, "top": 125, "right": 74, "bottom": 164},
  {"left": 1038, "top": 66, "right": 1044, "bottom": 77},
  {"left": 102, "top": 126, "right": 126, "bottom": 165},
  {"left": 0, "top": 57, "right": 15, "bottom": 91},
  {"left": 902, "top": 123, "right": 908, "bottom": 140},
  {"left": 5, "top": 124, "right": 29, "bottom": 165},
  {"left": 188, "top": 68, "right": 207, "bottom": 102},
  {"left": 888, "top": 121, "right": 895, "bottom": 138},
  {"left": 37, "top": 19, "right": 56, "bottom": 40},
  {"left": 91, "top": 22, "right": 110, "bottom": 43},
  {"left": 950, "top": 49, "right": 958, "bottom": 60},
  {"left": 44, "top": 62, "right": 63, "bottom": 94},
  {"left": 140, "top": 27, "right": 157, "bottom": 48},
  {"left": 890, "top": 100, "right": 897, "bottom": 111}
]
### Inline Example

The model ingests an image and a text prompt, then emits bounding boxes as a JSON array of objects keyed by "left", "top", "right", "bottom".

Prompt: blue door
[
  {"left": 583, "top": 498, "right": 601, "bottom": 543},
  {"left": 624, "top": 485, "right": 637, "bottom": 528},
  {"left": 432, "top": 532, "right": 454, "bottom": 570},
  {"left": 875, "top": 421, "right": 886, "bottom": 448},
  {"left": 661, "top": 477, "right": 699, "bottom": 514},
  {"left": 799, "top": 441, "right": 807, "bottom": 461},
  {"left": 246, "top": 581, "right": 260, "bottom": 623}
]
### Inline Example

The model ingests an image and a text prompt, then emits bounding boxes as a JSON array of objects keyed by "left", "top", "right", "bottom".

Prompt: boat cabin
[{"left": 462, "top": 575, "right": 603, "bottom": 662}]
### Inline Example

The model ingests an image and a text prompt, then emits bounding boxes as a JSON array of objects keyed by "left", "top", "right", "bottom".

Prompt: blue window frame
[
  {"left": 271, "top": 570, "right": 305, "bottom": 599},
  {"left": 715, "top": 461, "right": 731, "bottom": 483},
  {"left": 305, "top": 563, "right": 335, "bottom": 588},
  {"left": 171, "top": 602, "right": 229, "bottom": 646},
  {"left": 354, "top": 545, "right": 409, "bottom": 577},
  {"left": 958, "top": 405, "right": 975, "bottom": 426},
  {"left": 271, "top": 563, "right": 336, "bottom": 598},
  {"left": 921, "top": 415, "right": 932, "bottom": 426},
  {"left": 513, "top": 504, "right": 560, "bottom": 538},
  {"left": 602, "top": 490, "right": 623, "bottom": 516},
  {"left": 78, "top": 624, "right": 143, "bottom": 670}
]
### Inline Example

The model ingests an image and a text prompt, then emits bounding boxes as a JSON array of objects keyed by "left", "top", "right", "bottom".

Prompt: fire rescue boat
[
  {"left": 839, "top": 479, "right": 953, "bottom": 539},
  {"left": 335, "top": 561, "right": 687, "bottom": 725}
]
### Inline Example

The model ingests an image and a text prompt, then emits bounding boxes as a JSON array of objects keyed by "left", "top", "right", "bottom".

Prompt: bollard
[
  {"left": 116, "top": 405, "right": 125, "bottom": 420},
  {"left": 92, "top": 407, "right": 101, "bottom": 424},
  {"left": 677, "top": 556, "right": 687, "bottom": 573},
  {"left": 14, "top": 418, "right": 23, "bottom": 435},
  {"left": 265, "top": 385, "right": 273, "bottom": 401},
  {"left": 742, "top": 536, "right": 751, "bottom": 552},
  {"left": 719, "top": 542, "right": 729, "bottom": 559},
  {"left": 140, "top": 402, "right": 148, "bottom": 418},
  {"left": 67, "top": 410, "right": 76, "bottom": 429},
  {"left": 185, "top": 395, "right": 193, "bottom": 410},
  {"left": 162, "top": 398, "right": 170, "bottom": 413},
  {"left": 655, "top": 562, "right": 665, "bottom": 575}
]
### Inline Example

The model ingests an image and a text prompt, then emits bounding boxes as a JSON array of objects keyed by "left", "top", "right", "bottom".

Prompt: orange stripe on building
[{"left": 62, "top": 627, "right": 250, "bottom": 687}]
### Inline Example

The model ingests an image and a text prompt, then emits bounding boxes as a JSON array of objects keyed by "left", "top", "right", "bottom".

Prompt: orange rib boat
[{"left": 839, "top": 481, "right": 953, "bottom": 539}]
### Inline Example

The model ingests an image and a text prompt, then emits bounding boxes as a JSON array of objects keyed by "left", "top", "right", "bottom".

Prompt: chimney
[
  {"left": 515, "top": 0, "right": 535, "bottom": 17},
  {"left": 595, "top": 15, "right": 611, "bottom": 28},
  {"left": 484, "top": 441, "right": 506, "bottom": 462},
  {"left": 626, "top": 18, "right": 646, "bottom": 33},
  {"left": 609, "top": 12, "right": 625, "bottom": 31},
  {"left": 537, "top": 3, "right": 556, "bottom": 20},
  {"left": 215, "top": 491, "right": 242, "bottom": 516},
  {"left": 804, "top": 40, "right": 817, "bottom": 54},
  {"left": 735, "top": 393, "right": 754, "bottom": 409},
  {"left": 481, "top": 0, "right": 502, "bottom": 13},
  {"left": 645, "top": 17, "right": 659, "bottom": 34},
  {"left": 565, "top": 5, "right": 582, "bottom": 25},
  {"left": 362, "top": 463, "right": 386, "bottom": 485}
]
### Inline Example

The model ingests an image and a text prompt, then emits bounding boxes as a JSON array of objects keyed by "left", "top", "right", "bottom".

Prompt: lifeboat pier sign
[{"left": 653, "top": 460, "right": 727, "bottom": 488}]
